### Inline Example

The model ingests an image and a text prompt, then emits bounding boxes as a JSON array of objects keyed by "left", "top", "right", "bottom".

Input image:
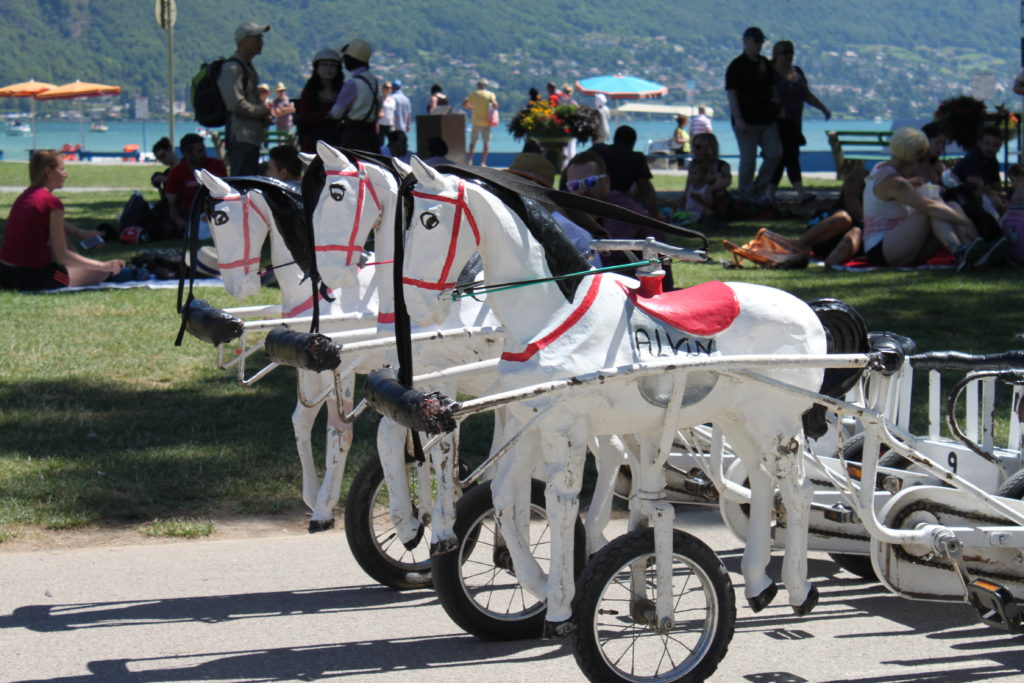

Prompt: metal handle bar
[
  {"left": 909, "top": 349, "right": 1024, "bottom": 371},
  {"left": 589, "top": 237, "right": 707, "bottom": 264}
]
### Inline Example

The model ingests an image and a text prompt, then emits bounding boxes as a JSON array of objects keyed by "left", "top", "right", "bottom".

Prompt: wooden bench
[{"left": 827, "top": 130, "right": 892, "bottom": 179}]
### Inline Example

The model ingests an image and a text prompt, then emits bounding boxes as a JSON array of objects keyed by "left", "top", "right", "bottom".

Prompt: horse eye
[
  {"left": 420, "top": 212, "right": 439, "bottom": 230},
  {"left": 329, "top": 183, "right": 346, "bottom": 201},
  {"left": 212, "top": 210, "right": 229, "bottom": 225}
]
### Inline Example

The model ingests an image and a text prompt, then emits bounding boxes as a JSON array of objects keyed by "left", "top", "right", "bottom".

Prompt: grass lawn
[{"left": 0, "top": 162, "right": 1021, "bottom": 543}]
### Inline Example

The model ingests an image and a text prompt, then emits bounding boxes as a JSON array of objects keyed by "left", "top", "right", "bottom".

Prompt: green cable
[{"left": 451, "top": 259, "right": 664, "bottom": 301}]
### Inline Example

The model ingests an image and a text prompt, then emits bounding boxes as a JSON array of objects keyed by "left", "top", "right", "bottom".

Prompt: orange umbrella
[
  {"left": 0, "top": 80, "right": 57, "bottom": 148},
  {"left": 0, "top": 79, "right": 56, "bottom": 97},
  {"left": 35, "top": 81, "right": 122, "bottom": 150},
  {"left": 35, "top": 80, "right": 121, "bottom": 100}
]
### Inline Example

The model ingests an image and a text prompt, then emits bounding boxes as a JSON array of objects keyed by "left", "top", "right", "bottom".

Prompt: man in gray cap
[
  {"left": 329, "top": 38, "right": 381, "bottom": 153},
  {"left": 725, "top": 26, "right": 781, "bottom": 202},
  {"left": 390, "top": 79, "right": 412, "bottom": 134},
  {"left": 217, "top": 21, "right": 273, "bottom": 175}
]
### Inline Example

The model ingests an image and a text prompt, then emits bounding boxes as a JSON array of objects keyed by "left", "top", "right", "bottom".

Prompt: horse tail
[{"left": 803, "top": 299, "right": 869, "bottom": 439}]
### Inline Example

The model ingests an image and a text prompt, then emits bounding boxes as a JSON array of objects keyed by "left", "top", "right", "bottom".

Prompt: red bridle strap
[
  {"left": 404, "top": 181, "right": 480, "bottom": 291},
  {"left": 214, "top": 194, "right": 261, "bottom": 273},
  {"left": 318, "top": 163, "right": 382, "bottom": 265}
]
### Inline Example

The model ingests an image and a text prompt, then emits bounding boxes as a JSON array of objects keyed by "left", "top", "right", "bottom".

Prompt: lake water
[{"left": 1, "top": 116, "right": 892, "bottom": 162}]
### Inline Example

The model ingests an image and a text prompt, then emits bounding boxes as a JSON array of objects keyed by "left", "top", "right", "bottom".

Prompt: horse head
[
  {"left": 308, "top": 141, "right": 392, "bottom": 291},
  {"left": 195, "top": 169, "right": 269, "bottom": 299},
  {"left": 401, "top": 157, "right": 481, "bottom": 326}
]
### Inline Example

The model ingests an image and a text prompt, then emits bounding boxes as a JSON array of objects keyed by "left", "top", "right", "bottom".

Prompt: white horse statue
[
  {"left": 400, "top": 157, "right": 830, "bottom": 633},
  {"left": 306, "top": 142, "right": 504, "bottom": 557},
  {"left": 195, "top": 170, "right": 378, "bottom": 532}
]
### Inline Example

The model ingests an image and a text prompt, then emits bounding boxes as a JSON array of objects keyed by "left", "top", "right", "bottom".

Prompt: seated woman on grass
[
  {"left": 0, "top": 150, "right": 124, "bottom": 290},
  {"left": 863, "top": 127, "right": 991, "bottom": 270},
  {"left": 682, "top": 132, "right": 731, "bottom": 220}
]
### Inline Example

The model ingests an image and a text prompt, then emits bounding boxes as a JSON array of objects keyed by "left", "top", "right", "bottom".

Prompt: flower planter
[{"left": 530, "top": 135, "right": 573, "bottom": 170}]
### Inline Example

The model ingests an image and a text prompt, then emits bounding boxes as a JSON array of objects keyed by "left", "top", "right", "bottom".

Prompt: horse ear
[
  {"left": 410, "top": 156, "right": 445, "bottom": 191},
  {"left": 196, "top": 168, "right": 233, "bottom": 198},
  {"left": 392, "top": 157, "right": 411, "bottom": 178},
  {"left": 317, "top": 140, "right": 355, "bottom": 172},
  {"left": 298, "top": 152, "right": 316, "bottom": 167}
]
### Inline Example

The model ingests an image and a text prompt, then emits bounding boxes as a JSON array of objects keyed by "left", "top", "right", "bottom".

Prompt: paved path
[{"left": 2, "top": 508, "right": 1023, "bottom": 682}]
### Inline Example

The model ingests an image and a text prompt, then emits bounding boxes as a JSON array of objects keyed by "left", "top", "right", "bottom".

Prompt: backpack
[
  {"left": 191, "top": 57, "right": 243, "bottom": 127},
  {"left": 723, "top": 227, "right": 810, "bottom": 269}
]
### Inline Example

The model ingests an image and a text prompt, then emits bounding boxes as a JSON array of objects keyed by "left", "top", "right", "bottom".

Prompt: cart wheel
[
  {"left": 344, "top": 456, "right": 433, "bottom": 591},
  {"left": 431, "top": 478, "right": 586, "bottom": 640},
  {"left": 996, "top": 468, "right": 1024, "bottom": 499},
  {"left": 571, "top": 528, "right": 735, "bottom": 682},
  {"left": 828, "top": 432, "right": 904, "bottom": 581}
]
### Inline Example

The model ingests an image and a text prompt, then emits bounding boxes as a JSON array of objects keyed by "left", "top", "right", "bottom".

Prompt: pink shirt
[{"left": 0, "top": 186, "right": 63, "bottom": 268}]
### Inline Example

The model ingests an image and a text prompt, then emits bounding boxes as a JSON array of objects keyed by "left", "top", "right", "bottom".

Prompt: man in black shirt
[
  {"left": 953, "top": 126, "right": 1006, "bottom": 215},
  {"left": 725, "top": 26, "right": 781, "bottom": 201},
  {"left": 593, "top": 126, "right": 659, "bottom": 216}
]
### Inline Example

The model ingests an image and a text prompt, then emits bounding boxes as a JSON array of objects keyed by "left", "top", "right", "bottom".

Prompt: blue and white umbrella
[{"left": 575, "top": 75, "right": 668, "bottom": 100}]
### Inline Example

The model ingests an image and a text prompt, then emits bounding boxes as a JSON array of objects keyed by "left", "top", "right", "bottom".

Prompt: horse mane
[
  {"left": 437, "top": 164, "right": 589, "bottom": 302},
  {"left": 223, "top": 176, "right": 314, "bottom": 278}
]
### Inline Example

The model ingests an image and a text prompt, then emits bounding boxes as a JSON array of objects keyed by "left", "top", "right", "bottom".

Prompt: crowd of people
[{"left": 2, "top": 20, "right": 1021, "bottom": 292}]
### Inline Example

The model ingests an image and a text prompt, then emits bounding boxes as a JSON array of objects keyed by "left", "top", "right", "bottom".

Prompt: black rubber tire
[
  {"left": 828, "top": 432, "right": 903, "bottom": 581},
  {"left": 996, "top": 468, "right": 1024, "bottom": 499},
  {"left": 571, "top": 528, "right": 736, "bottom": 682},
  {"left": 431, "top": 478, "right": 586, "bottom": 640},
  {"left": 344, "top": 455, "right": 433, "bottom": 591}
]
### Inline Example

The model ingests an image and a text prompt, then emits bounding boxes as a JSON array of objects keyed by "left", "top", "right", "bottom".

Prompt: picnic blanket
[
  {"left": 822, "top": 248, "right": 955, "bottom": 272},
  {"left": 30, "top": 278, "right": 224, "bottom": 294}
]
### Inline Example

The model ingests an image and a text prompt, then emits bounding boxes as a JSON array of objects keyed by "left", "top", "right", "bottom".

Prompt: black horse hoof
[
  {"left": 402, "top": 522, "right": 425, "bottom": 551},
  {"left": 430, "top": 536, "right": 459, "bottom": 557},
  {"left": 747, "top": 582, "right": 779, "bottom": 613},
  {"left": 792, "top": 585, "right": 819, "bottom": 616},
  {"left": 543, "top": 618, "right": 576, "bottom": 639},
  {"left": 308, "top": 518, "right": 335, "bottom": 533}
]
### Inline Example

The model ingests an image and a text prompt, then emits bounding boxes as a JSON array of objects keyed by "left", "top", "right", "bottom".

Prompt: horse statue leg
[
  {"left": 376, "top": 417, "right": 425, "bottom": 547},
  {"left": 292, "top": 370, "right": 326, "bottom": 521},
  {"left": 491, "top": 427, "right": 547, "bottom": 600},
  {"left": 541, "top": 422, "right": 588, "bottom": 637},
  {"left": 427, "top": 381, "right": 461, "bottom": 557},
  {"left": 770, "top": 430, "right": 818, "bottom": 615},
  {"left": 584, "top": 434, "right": 628, "bottom": 557},
  {"left": 309, "top": 373, "right": 356, "bottom": 532},
  {"left": 722, "top": 423, "right": 780, "bottom": 612}
]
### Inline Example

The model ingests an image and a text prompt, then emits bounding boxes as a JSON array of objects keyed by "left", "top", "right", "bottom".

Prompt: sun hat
[
  {"left": 743, "top": 26, "right": 766, "bottom": 42},
  {"left": 313, "top": 48, "right": 342, "bottom": 65},
  {"left": 235, "top": 21, "right": 269, "bottom": 43},
  {"left": 257, "top": 83, "right": 270, "bottom": 92},
  {"left": 275, "top": 82, "right": 286, "bottom": 91},
  {"left": 342, "top": 38, "right": 372, "bottom": 63},
  {"left": 507, "top": 153, "right": 556, "bottom": 188}
]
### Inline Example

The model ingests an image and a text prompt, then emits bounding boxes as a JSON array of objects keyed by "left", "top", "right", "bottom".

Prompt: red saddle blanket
[{"left": 620, "top": 280, "right": 740, "bottom": 337}]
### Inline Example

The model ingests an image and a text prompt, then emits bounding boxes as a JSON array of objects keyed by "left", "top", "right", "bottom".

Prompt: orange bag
[{"left": 722, "top": 227, "right": 810, "bottom": 269}]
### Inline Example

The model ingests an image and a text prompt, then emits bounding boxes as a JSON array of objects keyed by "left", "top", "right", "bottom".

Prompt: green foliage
[
  {"left": 139, "top": 517, "right": 216, "bottom": 538},
  {"left": 0, "top": 1, "right": 1018, "bottom": 120}
]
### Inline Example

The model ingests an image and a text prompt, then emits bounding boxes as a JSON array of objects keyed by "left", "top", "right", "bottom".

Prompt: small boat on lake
[
  {"left": 5, "top": 121, "right": 31, "bottom": 136},
  {"left": 90, "top": 120, "right": 109, "bottom": 132}
]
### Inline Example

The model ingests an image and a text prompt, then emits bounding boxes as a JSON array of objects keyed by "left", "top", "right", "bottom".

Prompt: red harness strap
[
  {"left": 501, "top": 274, "right": 604, "bottom": 362},
  {"left": 215, "top": 194, "right": 262, "bottom": 273},
  {"left": 404, "top": 181, "right": 480, "bottom": 291},
  {"left": 318, "top": 164, "right": 383, "bottom": 265}
]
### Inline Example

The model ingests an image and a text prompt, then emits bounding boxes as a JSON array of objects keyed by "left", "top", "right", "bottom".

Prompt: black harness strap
[
  {"left": 175, "top": 184, "right": 208, "bottom": 346},
  {"left": 435, "top": 163, "right": 709, "bottom": 250}
]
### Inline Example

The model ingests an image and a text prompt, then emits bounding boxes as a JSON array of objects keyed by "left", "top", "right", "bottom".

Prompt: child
[{"left": 682, "top": 132, "right": 731, "bottom": 219}]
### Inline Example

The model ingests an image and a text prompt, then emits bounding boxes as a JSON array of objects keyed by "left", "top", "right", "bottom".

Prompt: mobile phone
[{"left": 80, "top": 234, "right": 104, "bottom": 250}]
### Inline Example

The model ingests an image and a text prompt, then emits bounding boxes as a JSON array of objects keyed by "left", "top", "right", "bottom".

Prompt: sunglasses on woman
[{"left": 566, "top": 174, "right": 606, "bottom": 192}]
